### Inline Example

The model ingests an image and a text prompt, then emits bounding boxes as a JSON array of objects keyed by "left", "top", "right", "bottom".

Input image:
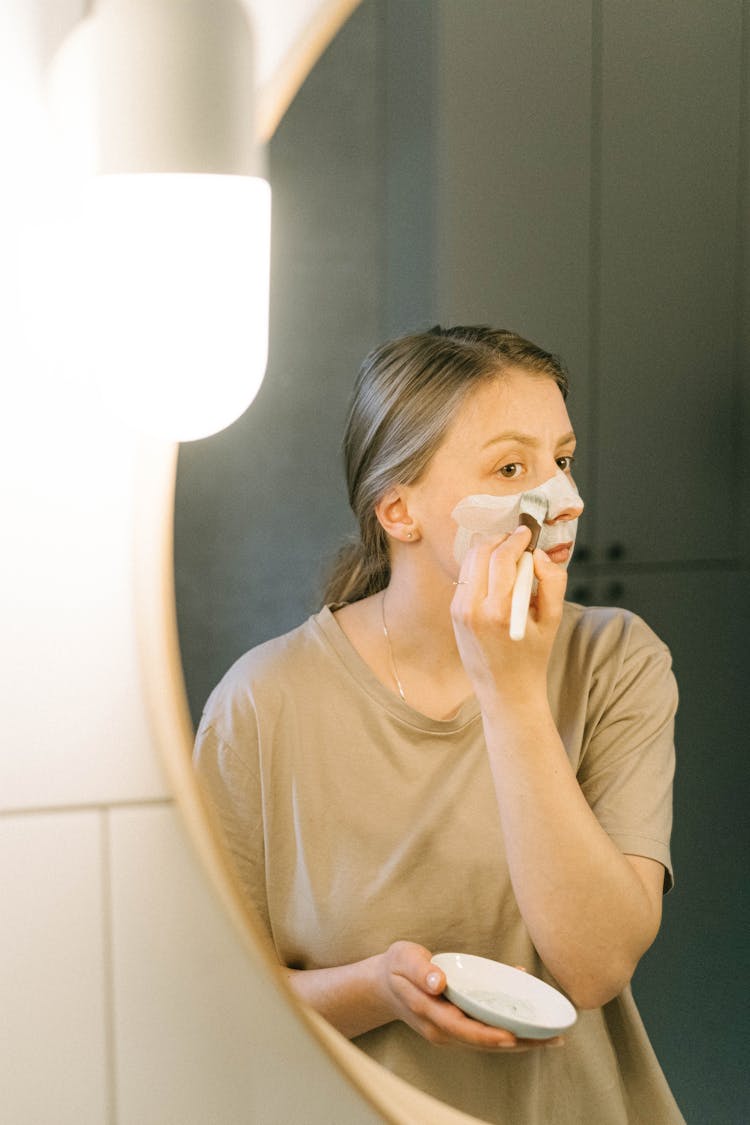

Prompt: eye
[
  {"left": 556, "top": 455, "right": 576, "bottom": 472},
  {"left": 497, "top": 462, "right": 523, "bottom": 479}
]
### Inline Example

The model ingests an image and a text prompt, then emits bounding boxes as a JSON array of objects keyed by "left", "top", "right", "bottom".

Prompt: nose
[
  {"left": 544, "top": 475, "right": 584, "bottom": 523},
  {"left": 546, "top": 500, "right": 583, "bottom": 524}
]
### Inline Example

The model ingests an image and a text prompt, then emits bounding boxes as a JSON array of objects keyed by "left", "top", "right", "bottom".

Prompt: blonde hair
[{"left": 323, "top": 325, "right": 569, "bottom": 604}]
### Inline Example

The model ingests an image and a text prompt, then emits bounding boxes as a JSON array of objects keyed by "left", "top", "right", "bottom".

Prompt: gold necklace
[{"left": 380, "top": 589, "right": 406, "bottom": 703}]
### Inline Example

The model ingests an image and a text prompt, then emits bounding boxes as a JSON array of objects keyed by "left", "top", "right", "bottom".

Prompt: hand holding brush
[{"left": 509, "top": 491, "right": 549, "bottom": 641}]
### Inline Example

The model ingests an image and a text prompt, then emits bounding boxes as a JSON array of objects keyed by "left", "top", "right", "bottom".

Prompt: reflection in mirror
[{"left": 175, "top": 2, "right": 749, "bottom": 1123}]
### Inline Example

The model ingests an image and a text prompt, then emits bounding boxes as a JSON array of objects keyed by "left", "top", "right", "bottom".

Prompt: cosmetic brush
[{"left": 509, "top": 492, "right": 549, "bottom": 641}]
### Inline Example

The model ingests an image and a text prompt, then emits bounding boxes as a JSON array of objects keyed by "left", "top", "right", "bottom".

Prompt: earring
[{"left": 406, "top": 531, "right": 413, "bottom": 540}]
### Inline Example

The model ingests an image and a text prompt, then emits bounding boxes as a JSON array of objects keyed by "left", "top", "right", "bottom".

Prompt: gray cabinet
[
  {"left": 433, "top": 0, "right": 744, "bottom": 570},
  {"left": 604, "top": 570, "right": 749, "bottom": 1125},
  {"left": 596, "top": 0, "right": 743, "bottom": 566},
  {"left": 430, "top": 0, "right": 595, "bottom": 506},
  {"left": 431, "top": 3, "right": 749, "bottom": 1121}
]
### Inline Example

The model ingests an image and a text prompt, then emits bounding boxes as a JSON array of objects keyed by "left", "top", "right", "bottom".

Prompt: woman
[{"left": 194, "top": 326, "right": 684, "bottom": 1124}]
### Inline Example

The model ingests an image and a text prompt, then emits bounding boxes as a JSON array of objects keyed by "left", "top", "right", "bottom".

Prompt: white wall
[
  {"left": 0, "top": 4, "right": 405, "bottom": 1122},
  {"left": 0, "top": 330, "right": 386, "bottom": 1120}
]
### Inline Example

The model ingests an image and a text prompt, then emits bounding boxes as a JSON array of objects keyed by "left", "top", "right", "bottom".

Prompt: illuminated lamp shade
[{"left": 48, "top": 0, "right": 271, "bottom": 442}]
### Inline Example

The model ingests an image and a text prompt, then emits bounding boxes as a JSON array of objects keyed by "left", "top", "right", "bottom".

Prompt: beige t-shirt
[{"left": 194, "top": 601, "right": 684, "bottom": 1125}]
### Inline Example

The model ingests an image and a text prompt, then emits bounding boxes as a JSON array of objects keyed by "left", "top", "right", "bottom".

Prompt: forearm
[
  {"left": 482, "top": 700, "right": 661, "bottom": 1008},
  {"left": 285, "top": 954, "right": 392, "bottom": 1039},
  {"left": 286, "top": 941, "right": 526, "bottom": 1051}
]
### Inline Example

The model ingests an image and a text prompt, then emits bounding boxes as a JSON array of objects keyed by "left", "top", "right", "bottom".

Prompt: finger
[
  {"left": 425, "top": 998, "right": 519, "bottom": 1049},
  {"left": 484, "top": 1033, "right": 564, "bottom": 1054},
  {"left": 392, "top": 967, "right": 519, "bottom": 1049},
  {"left": 454, "top": 531, "right": 513, "bottom": 602},
  {"left": 531, "top": 547, "right": 567, "bottom": 624},
  {"left": 514, "top": 1035, "right": 565, "bottom": 1050},
  {"left": 457, "top": 525, "right": 531, "bottom": 607},
  {"left": 425, "top": 966, "right": 446, "bottom": 995},
  {"left": 390, "top": 942, "right": 444, "bottom": 995},
  {"left": 387, "top": 978, "right": 509, "bottom": 1047},
  {"left": 486, "top": 526, "right": 533, "bottom": 607},
  {"left": 493, "top": 1040, "right": 562, "bottom": 1053}
]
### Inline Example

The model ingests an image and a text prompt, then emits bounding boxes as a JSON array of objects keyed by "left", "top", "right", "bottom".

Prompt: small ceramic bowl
[{"left": 431, "top": 952, "right": 577, "bottom": 1039}]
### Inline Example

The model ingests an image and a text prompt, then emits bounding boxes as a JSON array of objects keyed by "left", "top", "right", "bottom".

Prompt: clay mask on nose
[{"left": 452, "top": 470, "right": 584, "bottom": 566}]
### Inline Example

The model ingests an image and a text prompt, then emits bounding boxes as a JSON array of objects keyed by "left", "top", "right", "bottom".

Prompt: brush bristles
[{"left": 518, "top": 492, "right": 549, "bottom": 550}]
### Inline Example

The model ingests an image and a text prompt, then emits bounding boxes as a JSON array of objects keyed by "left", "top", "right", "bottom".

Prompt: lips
[
  {"left": 538, "top": 518, "right": 578, "bottom": 567},
  {"left": 544, "top": 541, "right": 573, "bottom": 564}
]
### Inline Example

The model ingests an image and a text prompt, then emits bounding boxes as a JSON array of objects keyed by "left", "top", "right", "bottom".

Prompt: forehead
[{"left": 444, "top": 369, "right": 572, "bottom": 448}]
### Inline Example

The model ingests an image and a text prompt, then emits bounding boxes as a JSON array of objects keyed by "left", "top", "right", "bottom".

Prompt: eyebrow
[{"left": 482, "top": 429, "right": 577, "bottom": 450}]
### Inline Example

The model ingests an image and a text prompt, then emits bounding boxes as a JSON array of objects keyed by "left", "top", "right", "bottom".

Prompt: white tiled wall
[
  {"left": 108, "top": 805, "right": 383, "bottom": 1125},
  {"left": 0, "top": 6, "right": 385, "bottom": 1121},
  {"left": 0, "top": 4, "right": 397, "bottom": 1123},
  {"left": 0, "top": 406, "right": 169, "bottom": 813},
  {"left": 0, "top": 812, "right": 109, "bottom": 1125},
  {"left": 0, "top": 787, "right": 393, "bottom": 1125},
  {"left": 0, "top": 797, "right": 387, "bottom": 1125}
]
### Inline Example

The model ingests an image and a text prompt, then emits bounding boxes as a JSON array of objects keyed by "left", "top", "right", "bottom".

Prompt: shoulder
[
  {"left": 558, "top": 600, "right": 677, "bottom": 707},
  {"left": 558, "top": 601, "right": 674, "bottom": 690},
  {"left": 560, "top": 600, "right": 671, "bottom": 660},
  {"left": 198, "top": 608, "right": 334, "bottom": 747}
]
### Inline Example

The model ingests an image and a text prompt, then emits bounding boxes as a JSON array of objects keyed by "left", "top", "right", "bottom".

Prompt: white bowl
[{"left": 432, "top": 952, "right": 577, "bottom": 1039}]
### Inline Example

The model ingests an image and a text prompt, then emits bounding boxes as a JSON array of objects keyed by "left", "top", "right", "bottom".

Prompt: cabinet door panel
[
  {"left": 597, "top": 1, "right": 742, "bottom": 564},
  {"left": 595, "top": 569, "right": 749, "bottom": 1125},
  {"left": 435, "top": 0, "right": 594, "bottom": 505}
]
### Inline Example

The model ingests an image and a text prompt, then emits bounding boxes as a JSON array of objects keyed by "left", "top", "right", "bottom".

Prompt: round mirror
[{"left": 173, "top": 3, "right": 748, "bottom": 1123}]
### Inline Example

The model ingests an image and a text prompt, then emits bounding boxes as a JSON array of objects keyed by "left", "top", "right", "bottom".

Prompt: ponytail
[{"left": 322, "top": 533, "right": 390, "bottom": 605}]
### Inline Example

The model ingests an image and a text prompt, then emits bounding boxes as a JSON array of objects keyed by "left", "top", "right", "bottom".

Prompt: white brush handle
[{"left": 509, "top": 551, "right": 534, "bottom": 641}]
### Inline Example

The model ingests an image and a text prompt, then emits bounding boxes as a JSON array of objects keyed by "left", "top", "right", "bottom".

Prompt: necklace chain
[{"left": 381, "top": 589, "right": 406, "bottom": 703}]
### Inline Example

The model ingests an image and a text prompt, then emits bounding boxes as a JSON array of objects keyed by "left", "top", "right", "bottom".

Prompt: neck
[
  {"left": 382, "top": 562, "right": 459, "bottom": 663},
  {"left": 377, "top": 562, "right": 473, "bottom": 717}
]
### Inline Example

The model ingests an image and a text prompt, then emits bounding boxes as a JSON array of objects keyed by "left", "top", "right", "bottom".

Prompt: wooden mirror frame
[{"left": 134, "top": 3, "right": 483, "bottom": 1119}]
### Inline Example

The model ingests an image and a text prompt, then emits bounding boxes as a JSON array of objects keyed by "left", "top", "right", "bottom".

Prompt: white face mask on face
[{"left": 452, "top": 469, "right": 584, "bottom": 567}]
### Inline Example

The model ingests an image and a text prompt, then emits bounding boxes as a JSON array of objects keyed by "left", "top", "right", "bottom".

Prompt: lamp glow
[
  {"left": 46, "top": 0, "right": 271, "bottom": 442},
  {"left": 78, "top": 174, "right": 271, "bottom": 441}
]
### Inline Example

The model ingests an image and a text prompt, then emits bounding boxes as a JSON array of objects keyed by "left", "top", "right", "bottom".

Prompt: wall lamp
[{"left": 47, "top": 0, "right": 271, "bottom": 442}]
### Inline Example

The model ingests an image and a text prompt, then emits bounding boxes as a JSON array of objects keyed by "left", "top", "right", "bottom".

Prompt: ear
[{"left": 374, "top": 488, "right": 420, "bottom": 543}]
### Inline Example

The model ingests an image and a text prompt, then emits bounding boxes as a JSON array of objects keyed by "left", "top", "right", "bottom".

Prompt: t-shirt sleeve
[
  {"left": 577, "top": 614, "right": 678, "bottom": 892},
  {"left": 192, "top": 710, "right": 272, "bottom": 937}
]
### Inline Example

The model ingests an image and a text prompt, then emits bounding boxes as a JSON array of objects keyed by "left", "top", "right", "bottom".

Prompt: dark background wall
[{"left": 175, "top": 3, "right": 750, "bottom": 1121}]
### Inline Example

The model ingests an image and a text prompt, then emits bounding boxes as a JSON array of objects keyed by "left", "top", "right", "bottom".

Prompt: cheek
[
  {"left": 420, "top": 500, "right": 466, "bottom": 569},
  {"left": 450, "top": 491, "right": 523, "bottom": 566},
  {"left": 413, "top": 483, "right": 461, "bottom": 538}
]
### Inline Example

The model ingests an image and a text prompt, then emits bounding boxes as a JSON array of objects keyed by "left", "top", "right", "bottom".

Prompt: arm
[
  {"left": 452, "top": 528, "right": 669, "bottom": 1009},
  {"left": 195, "top": 710, "right": 543, "bottom": 1050},
  {"left": 285, "top": 941, "right": 552, "bottom": 1050},
  {"left": 481, "top": 699, "right": 663, "bottom": 1008}
]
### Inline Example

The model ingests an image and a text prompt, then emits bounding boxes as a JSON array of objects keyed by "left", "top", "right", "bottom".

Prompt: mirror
[{"left": 174, "top": 2, "right": 749, "bottom": 1123}]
